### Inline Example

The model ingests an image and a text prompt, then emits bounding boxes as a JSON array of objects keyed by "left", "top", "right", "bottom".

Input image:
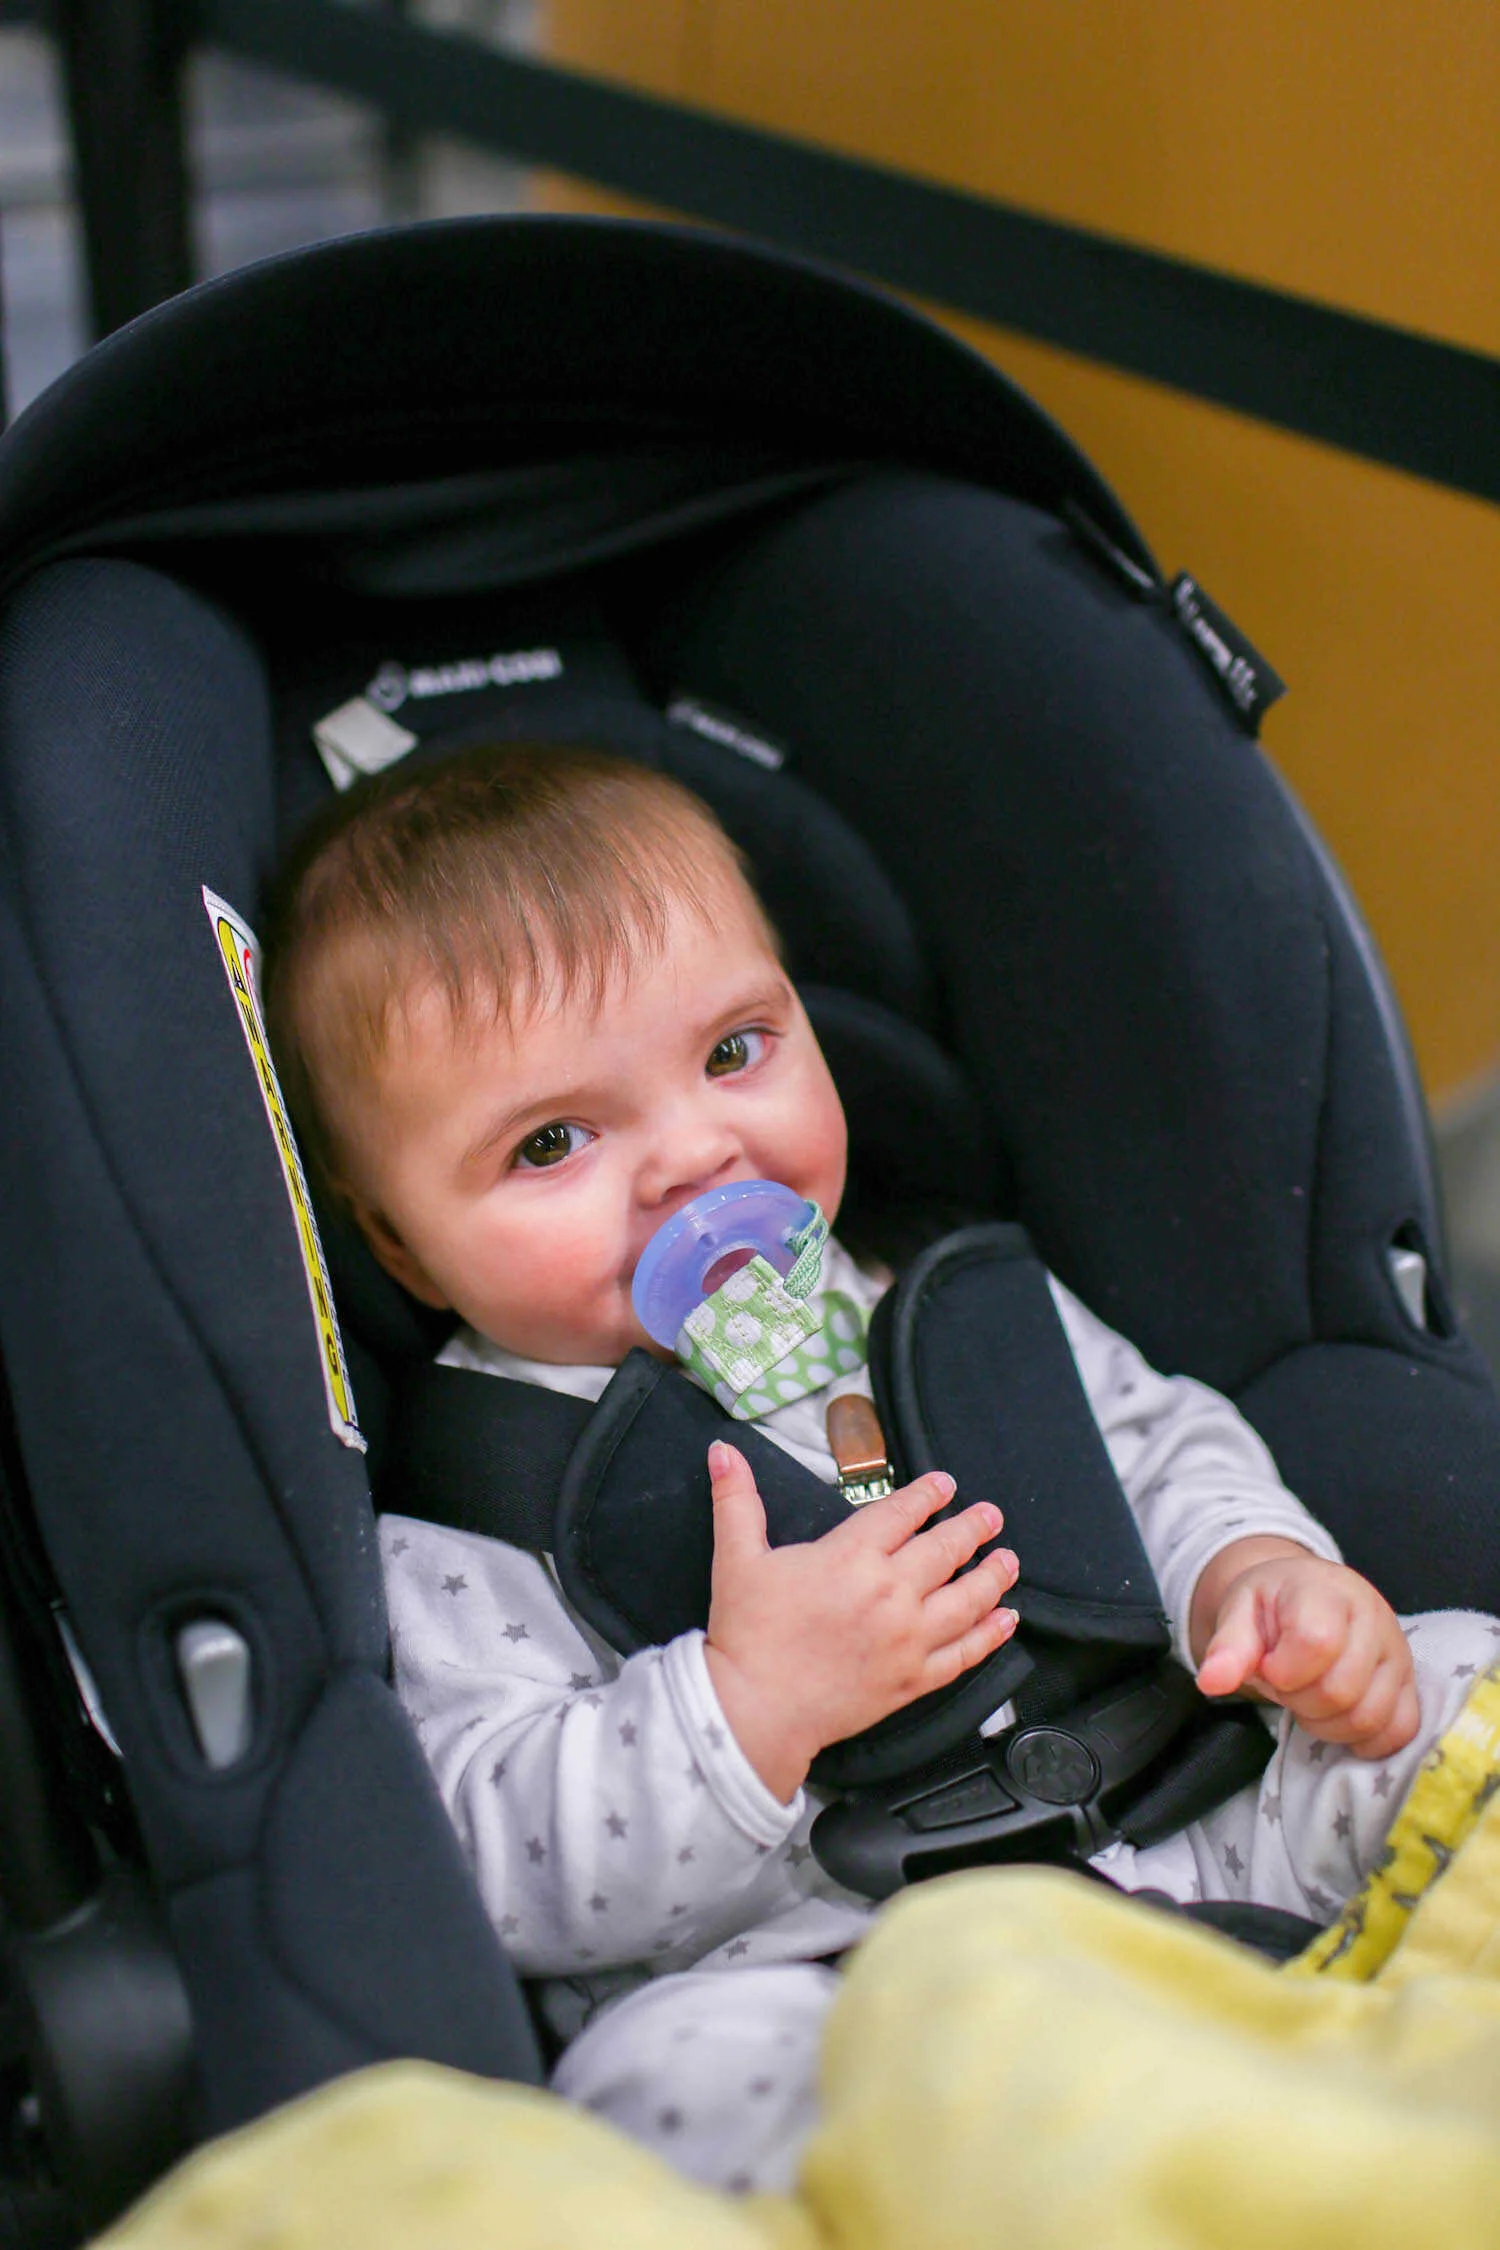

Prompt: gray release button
[{"left": 175, "top": 1620, "right": 253, "bottom": 1770}]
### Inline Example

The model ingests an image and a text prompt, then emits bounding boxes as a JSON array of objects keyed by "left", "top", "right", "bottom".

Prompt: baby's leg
[{"left": 551, "top": 1960, "right": 840, "bottom": 2194}]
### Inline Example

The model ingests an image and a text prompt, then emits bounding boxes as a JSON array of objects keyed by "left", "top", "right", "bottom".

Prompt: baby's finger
[
  {"left": 1294, "top": 1650, "right": 1402, "bottom": 1745},
  {"left": 922, "top": 1598, "right": 1021, "bottom": 1693},
  {"left": 1196, "top": 1591, "right": 1267, "bottom": 1700},
  {"left": 1263, "top": 1602, "right": 1377, "bottom": 1716},
  {"left": 901, "top": 1502, "right": 1008, "bottom": 1595},
  {"left": 922, "top": 1548, "right": 1019, "bottom": 1643},
  {"left": 1299, "top": 1654, "right": 1420, "bottom": 1759},
  {"left": 857, "top": 1471, "right": 962, "bottom": 1555},
  {"left": 1352, "top": 1675, "right": 1421, "bottom": 1761},
  {"left": 707, "top": 1440, "right": 770, "bottom": 1566}
]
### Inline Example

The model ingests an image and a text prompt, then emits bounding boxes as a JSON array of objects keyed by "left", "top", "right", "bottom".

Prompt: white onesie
[{"left": 381, "top": 1242, "right": 1497, "bottom": 2192}]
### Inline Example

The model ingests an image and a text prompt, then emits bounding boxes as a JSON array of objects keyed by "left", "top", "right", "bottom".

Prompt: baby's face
[{"left": 342, "top": 882, "right": 848, "bottom": 1364}]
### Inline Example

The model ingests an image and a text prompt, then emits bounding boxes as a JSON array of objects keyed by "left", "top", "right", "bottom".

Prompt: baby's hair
[{"left": 262, "top": 742, "right": 767, "bottom": 1195}]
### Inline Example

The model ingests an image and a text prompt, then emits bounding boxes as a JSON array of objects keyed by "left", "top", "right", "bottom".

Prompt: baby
[{"left": 265, "top": 741, "right": 1496, "bottom": 2194}]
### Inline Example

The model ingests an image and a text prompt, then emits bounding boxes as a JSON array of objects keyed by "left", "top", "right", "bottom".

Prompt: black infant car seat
[{"left": 3, "top": 217, "right": 1500, "bottom": 2242}]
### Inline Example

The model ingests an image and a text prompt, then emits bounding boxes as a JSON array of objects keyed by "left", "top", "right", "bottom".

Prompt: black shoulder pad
[
  {"left": 874, "top": 1224, "right": 1169, "bottom": 1643},
  {"left": 553, "top": 1351, "right": 851, "bottom": 1653}
]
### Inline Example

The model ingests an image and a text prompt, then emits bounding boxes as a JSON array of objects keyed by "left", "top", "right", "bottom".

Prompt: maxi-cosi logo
[{"left": 366, "top": 648, "right": 564, "bottom": 714}]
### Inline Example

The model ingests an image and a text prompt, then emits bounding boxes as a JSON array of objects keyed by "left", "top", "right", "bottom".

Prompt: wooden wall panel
[{"left": 538, "top": 0, "right": 1500, "bottom": 1098}]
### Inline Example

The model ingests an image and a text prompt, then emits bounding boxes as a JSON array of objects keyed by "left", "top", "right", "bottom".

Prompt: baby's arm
[
  {"left": 1190, "top": 1535, "right": 1418, "bottom": 1756},
  {"left": 382, "top": 1518, "right": 819, "bottom": 1974},
  {"left": 1047, "top": 1277, "right": 1415, "bottom": 1752}
]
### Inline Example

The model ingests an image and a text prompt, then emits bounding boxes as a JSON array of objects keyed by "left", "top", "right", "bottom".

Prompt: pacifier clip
[{"left": 825, "top": 1393, "right": 895, "bottom": 1506}]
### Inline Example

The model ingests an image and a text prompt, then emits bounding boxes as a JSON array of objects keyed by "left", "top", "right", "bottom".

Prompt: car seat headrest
[
  {"left": 271, "top": 612, "right": 968, "bottom": 1377},
  {"left": 272, "top": 602, "right": 932, "bottom": 1026}
]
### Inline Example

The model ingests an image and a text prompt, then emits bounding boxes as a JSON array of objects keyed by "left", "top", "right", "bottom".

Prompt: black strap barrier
[{"left": 3, "top": 0, "right": 1499, "bottom": 505}]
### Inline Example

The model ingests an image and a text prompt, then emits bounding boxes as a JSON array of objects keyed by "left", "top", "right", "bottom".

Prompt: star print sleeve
[
  {"left": 379, "top": 1515, "right": 802, "bottom": 1975},
  {"left": 1045, "top": 1277, "right": 1342, "bottom": 1669}
]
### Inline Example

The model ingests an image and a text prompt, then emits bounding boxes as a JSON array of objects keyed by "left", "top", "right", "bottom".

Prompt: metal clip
[{"left": 826, "top": 1393, "right": 895, "bottom": 1506}]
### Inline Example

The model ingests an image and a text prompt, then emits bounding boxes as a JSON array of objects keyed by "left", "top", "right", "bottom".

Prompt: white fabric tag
[{"left": 313, "top": 696, "right": 418, "bottom": 791}]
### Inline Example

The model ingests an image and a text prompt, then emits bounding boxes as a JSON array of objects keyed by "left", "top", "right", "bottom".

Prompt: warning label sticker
[{"left": 203, "top": 887, "right": 365, "bottom": 1452}]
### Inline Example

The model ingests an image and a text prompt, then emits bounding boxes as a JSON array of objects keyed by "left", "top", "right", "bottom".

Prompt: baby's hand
[
  {"left": 702, "top": 1440, "right": 1020, "bottom": 1802},
  {"left": 1193, "top": 1539, "right": 1419, "bottom": 1758}
]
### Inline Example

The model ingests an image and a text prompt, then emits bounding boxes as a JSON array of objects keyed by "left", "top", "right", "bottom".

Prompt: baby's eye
[
  {"left": 706, "top": 1028, "right": 767, "bottom": 1078},
  {"left": 514, "top": 1122, "right": 592, "bottom": 1169}
]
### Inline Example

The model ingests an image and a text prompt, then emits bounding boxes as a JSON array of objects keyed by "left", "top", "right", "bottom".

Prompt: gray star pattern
[
  {"left": 503, "top": 1621, "right": 529, "bottom": 1643},
  {"left": 490, "top": 1759, "right": 508, "bottom": 1786},
  {"left": 498, "top": 1913, "right": 519, "bottom": 1938},
  {"left": 1454, "top": 1662, "right": 1477, "bottom": 1679},
  {"left": 441, "top": 1573, "right": 468, "bottom": 1597},
  {"left": 1333, "top": 1810, "right": 1353, "bottom": 1840},
  {"left": 388, "top": 1536, "right": 410, "bottom": 1557},
  {"left": 725, "top": 1938, "right": 750, "bottom": 1958},
  {"left": 579, "top": 1692, "right": 603, "bottom": 1709},
  {"left": 605, "top": 1810, "right": 628, "bottom": 1838},
  {"left": 1373, "top": 1770, "right": 1395, "bottom": 1798},
  {"left": 525, "top": 1836, "right": 546, "bottom": 1864},
  {"left": 570, "top": 1672, "right": 594, "bottom": 1690},
  {"left": 1262, "top": 1790, "right": 1283, "bottom": 1825},
  {"left": 677, "top": 1846, "right": 695, "bottom": 1864},
  {"left": 1223, "top": 1844, "right": 1243, "bottom": 1878},
  {"left": 657, "top": 2109, "right": 684, "bottom": 2135},
  {"left": 589, "top": 1893, "right": 609, "bottom": 1914},
  {"left": 619, "top": 1721, "right": 639, "bottom": 1747},
  {"left": 685, "top": 1762, "right": 707, "bottom": 1789},
  {"left": 1305, "top": 1740, "right": 1330, "bottom": 1764},
  {"left": 670, "top": 1902, "right": 689, "bottom": 1917},
  {"left": 787, "top": 1842, "right": 812, "bottom": 1866}
]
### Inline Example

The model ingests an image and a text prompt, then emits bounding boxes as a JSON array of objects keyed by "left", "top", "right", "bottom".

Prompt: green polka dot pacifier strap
[{"left": 674, "top": 1204, "right": 869, "bottom": 1420}]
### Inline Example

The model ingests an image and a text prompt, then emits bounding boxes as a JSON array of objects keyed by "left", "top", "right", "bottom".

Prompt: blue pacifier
[{"left": 631, "top": 1179, "right": 820, "bottom": 1350}]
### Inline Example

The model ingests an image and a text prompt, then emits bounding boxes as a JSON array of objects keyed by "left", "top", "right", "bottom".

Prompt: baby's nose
[{"left": 639, "top": 1109, "right": 741, "bottom": 1207}]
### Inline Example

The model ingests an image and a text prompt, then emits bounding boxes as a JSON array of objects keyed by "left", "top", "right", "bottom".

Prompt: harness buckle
[{"left": 810, "top": 1658, "right": 1204, "bottom": 1899}]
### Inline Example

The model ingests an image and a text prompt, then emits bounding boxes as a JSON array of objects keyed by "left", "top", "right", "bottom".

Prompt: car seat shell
[{"left": 0, "top": 215, "right": 1494, "bottom": 2229}]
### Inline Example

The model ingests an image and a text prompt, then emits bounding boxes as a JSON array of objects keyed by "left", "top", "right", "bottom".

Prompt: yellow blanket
[
  {"left": 96, "top": 1663, "right": 1500, "bottom": 2249},
  {"left": 102, "top": 1769, "right": 1500, "bottom": 2250}
]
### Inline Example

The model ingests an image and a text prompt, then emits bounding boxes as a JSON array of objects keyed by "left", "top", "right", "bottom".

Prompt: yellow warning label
[{"left": 203, "top": 887, "right": 365, "bottom": 1452}]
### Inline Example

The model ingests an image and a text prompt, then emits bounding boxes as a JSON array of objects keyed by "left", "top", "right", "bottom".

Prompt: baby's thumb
[{"left": 708, "top": 1440, "right": 769, "bottom": 1564}]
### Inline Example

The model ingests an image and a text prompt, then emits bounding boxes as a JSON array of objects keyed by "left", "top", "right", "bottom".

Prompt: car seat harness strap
[{"left": 380, "top": 1224, "right": 1270, "bottom": 1889}]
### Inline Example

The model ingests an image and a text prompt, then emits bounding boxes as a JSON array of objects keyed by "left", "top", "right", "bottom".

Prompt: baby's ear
[{"left": 348, "top": 1198, "right": 453, "bottom": 1310}]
